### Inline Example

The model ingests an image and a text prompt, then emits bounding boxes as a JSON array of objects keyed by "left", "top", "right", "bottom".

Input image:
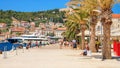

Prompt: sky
[
  {"left": 0, "top": 0, "right": 70, "bottom": 12},
  {"left": 0, "top": 0, "right": 120, "bottom": 14}
]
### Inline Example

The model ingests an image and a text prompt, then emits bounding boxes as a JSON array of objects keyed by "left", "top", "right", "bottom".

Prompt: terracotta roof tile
[
  {"left": 112, "top": 14, "right": 120, "bottom": 18},
  {"left": 11, "top": 27, "right": 25, "bottom": 32},
  {"left": 56, "top": 27, "right": 66, "bottom": 31}
]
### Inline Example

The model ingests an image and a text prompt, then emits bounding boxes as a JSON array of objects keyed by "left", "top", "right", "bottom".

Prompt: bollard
[
  {"left": 22, "top": 47, "right": 24, "bottom": 53},
  {"left": 16, "top": 47, "right": 18, "bottom": 55},
  {"left": 3, "top": 46, "right": 7, "bottom": 59}
]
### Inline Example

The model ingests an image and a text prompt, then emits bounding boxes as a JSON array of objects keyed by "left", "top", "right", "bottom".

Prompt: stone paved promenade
[{"left": 0, "top": 44, "right": 120, "bottom": 68}]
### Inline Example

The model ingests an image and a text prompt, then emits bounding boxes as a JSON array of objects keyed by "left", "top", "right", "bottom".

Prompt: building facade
[{"left": 96, "top": 14, "right": 120, "bottom": 40}]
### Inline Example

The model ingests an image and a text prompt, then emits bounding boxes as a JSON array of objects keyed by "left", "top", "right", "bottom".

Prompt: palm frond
[{"left": 98, "top": 0, "right": 114, "bottom": 10}]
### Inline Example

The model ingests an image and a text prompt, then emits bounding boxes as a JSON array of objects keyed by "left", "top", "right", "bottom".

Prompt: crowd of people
[
  {"left": 2, "top": 37, "right": 119, "bottom": 57},
  {"left": 25, "top": 40, "right": 46, "bottom": 49},
  {"left": 26, "top": 37, "right": 120, "bottom": 57},
  {"left": 59, "top": 39, "right": 77, "bottom": 49},
  {"left": 59, "top": 38, "right": 92, "bottom": 56}
]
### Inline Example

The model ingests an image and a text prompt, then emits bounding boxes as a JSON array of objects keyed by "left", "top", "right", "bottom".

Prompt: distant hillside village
[
  {"left": 0, "top": 8, "right": 120, "bottom": 41},
  {"left": 0, "top": 17, "right": 66, "bottom": 41},
  {"left": 0, "top": 9, "right": 66, "bottom": 40}
]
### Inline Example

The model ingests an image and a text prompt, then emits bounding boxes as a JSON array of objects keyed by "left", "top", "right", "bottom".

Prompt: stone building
[{"left": 96, "top": 14, "right": 120, "bottom": 40}]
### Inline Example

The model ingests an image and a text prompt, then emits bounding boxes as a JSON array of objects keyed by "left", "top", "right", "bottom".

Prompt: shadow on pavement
[
  {"left": 92, "top": 55, "right": 120, "bottom": 61},
  {"left": 112, "top": 56, "right": 120, "bottom": 61},
  {"left": 92, "top": 54, "right": 102, "bottom": 59}
]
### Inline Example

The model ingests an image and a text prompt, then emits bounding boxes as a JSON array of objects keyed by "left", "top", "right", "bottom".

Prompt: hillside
[{"left": 0, "top": 9, "right": 65, "bottom": 25}]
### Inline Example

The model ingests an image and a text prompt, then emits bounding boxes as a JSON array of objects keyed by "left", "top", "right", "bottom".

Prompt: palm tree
[
  {"left": 83, "top": 0, "right": 118, "bottom": 59},
  {"left": 80, "top": 23, "right": 87, "bottom": 49},
  {"left": 68, "top": 0, "right": 120, "bottom": 59},
  {"left": 65, "top": 5, "right": 89, "bottom": 49},
  {"left": 67, "top": 0, "right": 93, "bottom": 50},
  {"left": 74, "top": 0, "right": 102, "bottom": 52},
  {"left": 64, "top": 23, "right": 80, "bottom": 41},
  {"left": 97, "top": 0, "right": 120, "bottom": 59},
  {"left": 78, "top": 0, "right": 99, "bottom": 52},
  {"left": 64, "top": 11, "right": 81, "bottom": 41}
]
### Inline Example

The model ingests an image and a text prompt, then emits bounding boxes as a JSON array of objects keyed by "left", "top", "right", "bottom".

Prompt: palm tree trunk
[
  {"left": 81, "top": 29, "right": 85, "bottom": 50},
  {"left": 90, "top": 24, "right": 96, "bottom": 52},
  {"left": 101, "top": 9, "right": 112, "bottom": 59},
  {"left": 102, "top": 22, "right": 112, "bottom": 59}
]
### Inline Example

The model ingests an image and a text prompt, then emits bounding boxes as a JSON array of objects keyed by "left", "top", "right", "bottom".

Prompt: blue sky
[
  {"left": 0, "top": 0, "right": 120, "bottom": 13},
  {"left": 0, "top": 0, "right": 69, "bottom": 12},
  {"left": 112, "top": 3, "right": 120, "bottom": 14}
]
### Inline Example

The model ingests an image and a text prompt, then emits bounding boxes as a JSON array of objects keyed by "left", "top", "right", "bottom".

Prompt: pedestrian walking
[
  {"left": 95, "top": 39, "right": 100, "bottom": 52},
  {"left": 59, "top": 39, "right": 63, "bottom": 49},
  {"left": 39, "top": 41, "right": 42, "bottom": 47},
  {"left": 36, "top": 41, "right": 38, "bottom": 48},
  {"left": 72, "top": 39, "right": 77, "bottom": 49},
  {"left": 26, "top": 41, "right": 31, "bottom": 49}
]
